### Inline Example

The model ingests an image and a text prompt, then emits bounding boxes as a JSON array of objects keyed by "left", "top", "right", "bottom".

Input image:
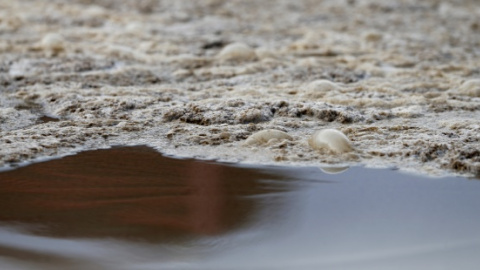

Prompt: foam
[
  {"left": 245, "top": 129, "right": 293, "bottom": 145},
  {"left": 1, "top": 0, "right": 479, "bottom": 178},
  {"left": 458, "top": 79, "right": 480, "bottom": 97},
  {"left": 218, "top": 43, "right": 257, "bottom": 62},
  {"left": 308, "top": 129, "right": 354, "bottom": 154}
]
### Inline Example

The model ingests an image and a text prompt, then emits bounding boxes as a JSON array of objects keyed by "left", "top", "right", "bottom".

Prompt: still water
[{"left": 0, "top": 146, "right": 479, "bottom": 270}]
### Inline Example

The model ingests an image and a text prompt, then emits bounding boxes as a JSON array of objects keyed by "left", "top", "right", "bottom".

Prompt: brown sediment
[{"left": 0, "top": 0, "right": 479, "bottom": 177}]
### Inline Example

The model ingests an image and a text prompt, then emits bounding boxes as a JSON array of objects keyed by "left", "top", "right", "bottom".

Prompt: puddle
[{"left": 0, "top": 146, "right": 479, "bottom": 270}]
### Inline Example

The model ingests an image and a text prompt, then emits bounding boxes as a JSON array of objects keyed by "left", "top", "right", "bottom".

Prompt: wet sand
[
  {"left": 1, "top": 0, "right": 479, "bottom": 177},
  {"left": 1, "top": 146, "right": 480, "bottom": 269}
]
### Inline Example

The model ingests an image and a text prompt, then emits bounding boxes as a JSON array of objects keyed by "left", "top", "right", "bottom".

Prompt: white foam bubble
[
  {"left": 218, "top": 43, "right": 256, "bottom": 62},
  {"left": 308, "top": 129, "right": 353, "bottom": 154}
]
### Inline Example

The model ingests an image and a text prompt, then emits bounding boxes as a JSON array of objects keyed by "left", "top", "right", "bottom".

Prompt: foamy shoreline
[{"left": 1, "top": 0, "right": 479, "bottom": 177}]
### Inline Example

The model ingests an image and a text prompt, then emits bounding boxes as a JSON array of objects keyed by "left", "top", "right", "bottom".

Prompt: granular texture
[{"left": 1, "top": 0, "right": 479, "bottom": 177}]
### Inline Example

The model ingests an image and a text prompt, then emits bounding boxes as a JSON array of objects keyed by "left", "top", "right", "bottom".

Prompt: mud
[{"left": 1, "top": 0, "right": 479, "bottom": 176}]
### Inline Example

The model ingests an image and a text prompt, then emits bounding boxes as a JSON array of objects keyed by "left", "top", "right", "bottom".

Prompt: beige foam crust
[
  {"left": 0, "top": 0, "right": 479, "bottom": 178},
  {"left": 245, "top": 129, "right": 293, "bottom": 145}
]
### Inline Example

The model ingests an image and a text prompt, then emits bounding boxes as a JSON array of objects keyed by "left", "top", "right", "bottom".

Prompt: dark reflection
[
  {"left": 0, "top": 146, "right": 294, "bottom": 243},
  {"left": 2, "top": 148, "right": 480, "bottom": 269},
  {"left": 0, "top": 245, "right": 77, "bottom": 266}
]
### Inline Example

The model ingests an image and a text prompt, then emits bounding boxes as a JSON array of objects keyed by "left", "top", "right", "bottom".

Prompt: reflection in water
[
  {"left": 0, "top": 146, "right": 299, "bottom": 269},
  {"left": 319, "top": 166, "right": 349, "bottom": 174},
  {"left": 0, "top": 146, "right": 296, "bottom": 240},
  {"left": 1, "top": 146, "right": 480, "bottom": 270}
]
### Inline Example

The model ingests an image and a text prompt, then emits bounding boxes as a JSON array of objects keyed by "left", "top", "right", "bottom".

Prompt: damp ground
[{"left": 0, "top": 146, "right": 479, "bottom": 270}]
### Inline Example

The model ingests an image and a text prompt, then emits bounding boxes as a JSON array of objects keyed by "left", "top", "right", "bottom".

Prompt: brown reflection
[{"left": 0, "top": 146, "right": 292, "bottom": 243}]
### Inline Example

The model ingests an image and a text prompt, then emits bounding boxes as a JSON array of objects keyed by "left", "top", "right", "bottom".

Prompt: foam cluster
[
  {"left": 308, "top": 129, "right": 353, "bottom": 153},
  {"left": 218, "top": 43, "right": 256, "bottom": 62},
  {"left": 245, "top": 129, "right": 292, "bottom": 145}
]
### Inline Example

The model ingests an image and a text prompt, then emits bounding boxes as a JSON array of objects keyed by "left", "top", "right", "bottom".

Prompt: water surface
[{"left": 0, "top": 146, "right": 479, "bottom": 270}]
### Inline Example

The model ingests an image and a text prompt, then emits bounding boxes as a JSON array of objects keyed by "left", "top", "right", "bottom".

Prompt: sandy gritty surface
[{"left": 0, "top": 0, "right": 479, "bottom": 177}]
